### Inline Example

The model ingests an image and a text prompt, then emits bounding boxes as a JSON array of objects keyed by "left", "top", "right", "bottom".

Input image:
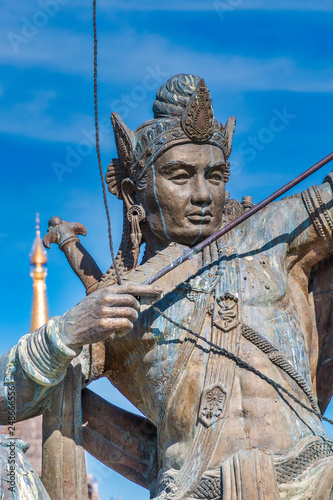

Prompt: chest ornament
[
  {"left": 200, "top": 383, "right": 227, "bottom": 427},
  {"left": 214, "top": 292, "right": 239, "bottom": 332}
]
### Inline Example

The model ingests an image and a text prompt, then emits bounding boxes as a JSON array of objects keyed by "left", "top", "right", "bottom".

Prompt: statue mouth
[{"left": 186, "top": 212, "right": 213, "bottom": 224}]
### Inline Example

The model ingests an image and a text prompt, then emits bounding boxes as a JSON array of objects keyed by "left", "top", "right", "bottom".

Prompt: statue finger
[
  {"left": 101, "top": 294, "right": 141, "bottom": 311},
  {"left": 113, "top": 318, "right": 134, "bottom": 337},
  {"left": 111, "top": 284, "right": 162, "bottom": 297},
  {"left": 98, "top": 317, "right": 133, "bottom": 337},
  {"left": 101, "top": 306, "right": 138, "bottom": 323}
]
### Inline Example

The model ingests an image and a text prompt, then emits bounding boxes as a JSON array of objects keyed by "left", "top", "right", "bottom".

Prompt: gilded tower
[
  {"left": 2, "top": 215, "right": 101, "bottom": 497},
  {"left": 1, "top": 214, "right": 47, "bottom": 475},
  {"left": 30, "top": 214, "right": 49, "bottom": 332}
]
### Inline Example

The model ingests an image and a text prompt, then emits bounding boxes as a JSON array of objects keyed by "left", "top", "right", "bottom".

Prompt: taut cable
[
  {"left": 153, "top": 306, "right": 333, "bottom": 427},
  {"left": 93, "top": 0, "right": 121, "bottom": 285}
]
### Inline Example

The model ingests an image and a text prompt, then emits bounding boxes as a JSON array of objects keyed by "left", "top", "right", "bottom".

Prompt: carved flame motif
[
  {"left": 181, "top": 78, "right": 215, "bottom": 142},
  {"left": 111, "top": 112, "right": 134, "bottom": 170},
  {"left": 214, "top": 292, "right": 239, "bottom": 332},
  {"left": 200, "top": 384, "right": 226, "bottom": 427}
]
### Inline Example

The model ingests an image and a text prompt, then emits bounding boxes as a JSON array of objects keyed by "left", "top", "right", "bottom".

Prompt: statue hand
[{"left": 60, "top": 284, "right": 162, "bottom": 350}]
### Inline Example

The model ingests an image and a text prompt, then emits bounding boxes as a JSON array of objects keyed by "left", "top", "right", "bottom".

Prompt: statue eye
[
  {"left": 169, "top": 170, "right": 190, "bottom": 182},
  {"left": 207, "top": 169, "right": 223, "bottom": 182}
]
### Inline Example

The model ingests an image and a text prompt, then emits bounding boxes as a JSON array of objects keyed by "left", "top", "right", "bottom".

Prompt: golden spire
[{"left": 30, "top": 213, "right": 49, "bottom": 332}]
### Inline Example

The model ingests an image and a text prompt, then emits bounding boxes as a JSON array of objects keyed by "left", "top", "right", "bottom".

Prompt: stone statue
[{"left": 1, "top": 74, "right": 333, "bottom": 499}]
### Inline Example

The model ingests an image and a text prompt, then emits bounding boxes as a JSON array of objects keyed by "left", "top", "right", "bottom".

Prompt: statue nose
[{"left": 191, "top": 177, "right": 212, "bottom": 206}]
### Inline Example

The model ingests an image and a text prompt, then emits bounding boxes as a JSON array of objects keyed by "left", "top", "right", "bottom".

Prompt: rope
[
  {"left": 93, "top": 0, "right": 121, "bottom": 285},
  {"left": 241, "top": 324, "right": 319, "bottom": 413},
  {"left": 152, "top": 306, "right": 333, "bottom": 427}
]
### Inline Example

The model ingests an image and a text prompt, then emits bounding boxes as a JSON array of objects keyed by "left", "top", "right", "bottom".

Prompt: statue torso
[{"left": 105, "top": 192, "right": 330, "bottom": 481}]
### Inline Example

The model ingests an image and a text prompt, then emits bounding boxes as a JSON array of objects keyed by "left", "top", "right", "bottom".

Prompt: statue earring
[{"left": 127, "top": 205, "right": 146, "bottom": 267}]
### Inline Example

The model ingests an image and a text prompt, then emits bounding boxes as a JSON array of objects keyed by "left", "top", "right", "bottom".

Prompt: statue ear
[
  {"left": 105, "top": 158, "right": 125, "bottom": 199},
  {"left": 111, "top": 112, "right": 135, "bottom": 170},
  {"left": 121, "top": 178, "right": 136, "bottom": 210},
  {"left": 225, "top": 116, "right": 236, "bottom": 158}
]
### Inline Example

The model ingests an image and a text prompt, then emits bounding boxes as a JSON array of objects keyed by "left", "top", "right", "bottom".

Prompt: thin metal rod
[
  {"left": 93, "top": 0, "right": 121, "bottom": 285},
  {"left": 144, "top": 152, "right": 333, "bottom": 285}
]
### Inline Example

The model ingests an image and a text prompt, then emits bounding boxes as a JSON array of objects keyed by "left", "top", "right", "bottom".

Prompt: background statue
[{"left": 1, "top": 74, "right": 333, "bottom": 500}]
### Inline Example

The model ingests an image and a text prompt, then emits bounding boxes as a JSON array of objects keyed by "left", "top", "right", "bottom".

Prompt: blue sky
[{"left": 1, "top": 1, "right": 333, "bottom": 499}]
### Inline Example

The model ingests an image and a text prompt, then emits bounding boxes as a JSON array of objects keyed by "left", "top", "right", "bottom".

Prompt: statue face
[{"left": 136, "top": 143, "right": 226, "bottom": 247}]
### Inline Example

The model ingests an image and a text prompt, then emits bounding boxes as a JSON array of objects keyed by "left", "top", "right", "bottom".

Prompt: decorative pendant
[
  {"left": 199, "top": 383, "right": 227, "bottom": 427},
  {"left": 214, "top": 292, "right": 239, "bottom": 332}
]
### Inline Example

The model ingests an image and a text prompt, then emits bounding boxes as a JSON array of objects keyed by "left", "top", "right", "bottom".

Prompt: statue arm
[
  {"left": 0, "top": 284, "right": 161, "bottom": 424},
  {"left": 0, "top": 317, "right": 78, "bottom": 424},
  {"left": 303, "top": 174, "right": 333, "bottom": 412},
  {"left": 288, "top": 178, "right": 333, "bottom": 258},
  {"left": 284, "top": 176, "right": 333, "bottom": 412}
]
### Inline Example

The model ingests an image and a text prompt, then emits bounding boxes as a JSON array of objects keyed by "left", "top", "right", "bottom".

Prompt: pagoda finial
[
  {"left": 30, "top": 213, "right": 49, "bottom": 332},
  {"left": 36, "top": 212, "right": 40, "bottom": 233},
  {"left": 30, "top": 213, "right": 47, "bottom": 267}
]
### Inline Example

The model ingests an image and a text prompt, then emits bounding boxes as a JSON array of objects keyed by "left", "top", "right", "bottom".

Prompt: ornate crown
[{"left": 106, "top": 76, "right": 236, "bottom": 199}]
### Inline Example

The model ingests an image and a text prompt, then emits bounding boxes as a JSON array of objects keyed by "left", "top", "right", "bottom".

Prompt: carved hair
[{"left": 153, "top": 74, "right": 200, "bottom": 118}]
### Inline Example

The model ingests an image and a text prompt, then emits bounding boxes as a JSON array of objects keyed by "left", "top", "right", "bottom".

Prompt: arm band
[{"left": 18, "top": 317, "right": 81, "bottom": 386}]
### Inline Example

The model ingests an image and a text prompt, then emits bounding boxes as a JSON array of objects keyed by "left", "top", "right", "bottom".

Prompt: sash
[{"left": 154, "top": 234, "right": 243, "bottom": 499}]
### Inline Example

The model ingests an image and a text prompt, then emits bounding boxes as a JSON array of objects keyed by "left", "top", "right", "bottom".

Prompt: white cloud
[
  {"left": 0, "top": 42, "right": 332, "bottom": 143},
  {"left": 0, "top": 4, "right": 332, "bottom": 144},
  {"left": 93, "top": 0, "right": 333, "bottom": 12},
  {"left": 0, "top": 89, "right": 95, "bottom": 142},
  {"left": 1, "top": 29, "right": 92, "bottom": 76},
  {"left": 241, "top": 0, "right": 333, "bottom": 11},
  {"left": 18, "top": 0, "right": 328, "bottom": 11},
  {"left": 100, "top": 35, "right": 333, "bottom": 95},
  {"left": 2, "top": 21, "right": 332, "bottom": 94}
]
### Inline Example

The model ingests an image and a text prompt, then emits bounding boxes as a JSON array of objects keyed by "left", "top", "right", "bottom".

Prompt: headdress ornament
[{"left": 106, "top": 74, "right": 236, "bottom": 198}]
